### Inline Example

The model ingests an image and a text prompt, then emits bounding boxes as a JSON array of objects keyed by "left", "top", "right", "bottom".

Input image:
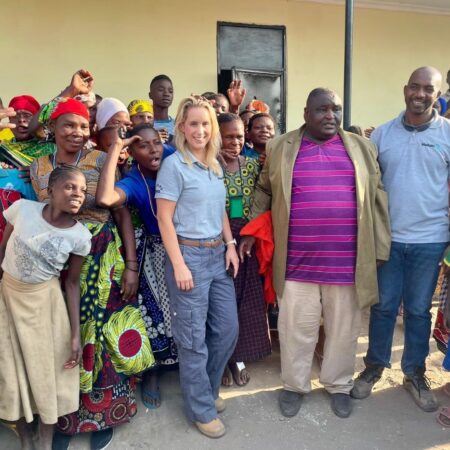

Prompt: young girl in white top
[{"left": 0, "top": 165, "right": 92, "bottom": 450}]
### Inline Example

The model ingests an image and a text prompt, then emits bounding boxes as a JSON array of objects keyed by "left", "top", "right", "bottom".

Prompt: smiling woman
[{"left": 29, "top": 97, "right": 154, "bottom": 450}]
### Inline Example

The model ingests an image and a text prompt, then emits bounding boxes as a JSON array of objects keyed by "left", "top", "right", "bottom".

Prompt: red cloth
[
  {"left": 50, "top": 98, "right": 89, "bottom": 121},
  {"left": 9, "top": 95, "right": 40, "bottom": 115},
  {"left": 240, "top": 211, "right": 276, "bottom": 304},
  {"left": 0, "top": 189, "right": 22, "bottom": 242}
]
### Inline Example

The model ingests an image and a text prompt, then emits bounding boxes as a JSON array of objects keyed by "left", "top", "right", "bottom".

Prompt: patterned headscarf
[
  {"left": 38, "top": 97, "right": 89, "bottom": 126},
  {"left": 127, "top": 99, "right": 153, "bottom": 117}
]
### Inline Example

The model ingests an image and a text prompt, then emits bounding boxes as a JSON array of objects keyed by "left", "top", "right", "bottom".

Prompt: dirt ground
[{"left": 2, "top": 303, "right": 450, "bottom": 450}]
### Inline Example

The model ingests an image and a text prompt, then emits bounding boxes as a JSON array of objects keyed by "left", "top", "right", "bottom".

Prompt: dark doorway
[{"left": 217, "top": 22, "right": 286, "bottom": 134}]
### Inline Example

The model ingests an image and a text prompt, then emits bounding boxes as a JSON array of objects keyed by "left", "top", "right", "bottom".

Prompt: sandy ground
[{"left": 2, "top": 304, "right": 450, "bottom": 450}]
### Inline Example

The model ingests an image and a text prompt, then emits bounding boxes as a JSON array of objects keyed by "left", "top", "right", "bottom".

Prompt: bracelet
[
  {"left": 225, "top": 239, "right": 237, "bottom": 246},
  {"left": 126, "top": 259, "right": 138, "bottom": 262},
  {"left": 125, "top": 266, "right": 139, "bottom": 273}
]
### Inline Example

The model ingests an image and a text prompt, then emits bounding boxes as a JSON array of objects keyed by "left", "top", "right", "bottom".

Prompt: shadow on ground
[{"left": 2, "top": 308, "right": 450, "bottom": 450}]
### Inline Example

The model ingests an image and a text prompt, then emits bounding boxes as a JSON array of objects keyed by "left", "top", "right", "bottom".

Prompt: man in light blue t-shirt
[{"left": 352, "top": 67, "right": 450, "bottom": 412}]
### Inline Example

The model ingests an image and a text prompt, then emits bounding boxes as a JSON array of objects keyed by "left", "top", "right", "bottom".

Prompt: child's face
[
  {"left": 49, "top": 173, "right": 87, "bottom": 215},
  {"left": 98, "top": 128, "right": 129, "bottom": 165},
  {"left": 180, "top": 107, "right": 212, "bottom": 152},
  {"left": 249, "top": 117, "right": 275, "bottom": 149},
  {"left": 131, "top": 112, "right": 154, "bottom": 127},
  {"left": 220, "top": 120, "right": 244, "bottom": 160},
  {"left": 130, "top": 128, "right": 163, "bottom": 173}
]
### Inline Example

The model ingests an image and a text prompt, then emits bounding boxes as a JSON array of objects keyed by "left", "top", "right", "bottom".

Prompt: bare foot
[
  {"left": 229, "top": 362, "right": 250, "bottom": 386},
  {"left": 221, "top": 365, "right": 234, "bottom": 386}
]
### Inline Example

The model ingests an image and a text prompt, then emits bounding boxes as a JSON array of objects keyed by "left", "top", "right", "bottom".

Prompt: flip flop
[
  {"left": 436, "top": 406, "right": 450, "bottom": 427},
  {"left": 142, "top": 385, "right": 161, "bottom": 409},
  {"left": 230, "top": 362, "right": 250, "bottom": 386}
]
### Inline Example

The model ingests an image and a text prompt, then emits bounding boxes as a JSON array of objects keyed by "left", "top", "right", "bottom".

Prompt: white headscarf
[{"left": 96, "top": 98, "right": 128, "bottom": 130}]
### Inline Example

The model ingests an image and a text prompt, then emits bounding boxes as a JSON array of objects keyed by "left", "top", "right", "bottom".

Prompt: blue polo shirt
[
  {"left": 372, "top": 111, "right": 450, "bottom": 243},
  {"left": 155, "top": 150, "right": 226, "bottom": 239}
]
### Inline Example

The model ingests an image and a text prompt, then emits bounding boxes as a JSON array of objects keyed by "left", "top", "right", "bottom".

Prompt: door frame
[{"left": 216, "top": 21, "right": 287, "bottom": 132}]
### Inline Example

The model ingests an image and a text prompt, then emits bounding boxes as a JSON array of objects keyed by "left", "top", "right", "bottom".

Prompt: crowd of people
[{"left": 0, "top": 65, "right": 449, "bottom": 450}]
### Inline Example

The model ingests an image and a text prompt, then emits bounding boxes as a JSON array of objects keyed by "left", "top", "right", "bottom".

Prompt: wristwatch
[{"left": 225, "top": 239, "right": 237, "bottom": 246}]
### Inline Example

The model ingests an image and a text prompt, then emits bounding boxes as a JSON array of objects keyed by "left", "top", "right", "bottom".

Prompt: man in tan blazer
[{"left": 240, "top": 88, "right": 391, "bottom": 418}]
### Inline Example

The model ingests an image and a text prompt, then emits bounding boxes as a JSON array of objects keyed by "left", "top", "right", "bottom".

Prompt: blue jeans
[
  {"left": 165, "top": 243, "right": 238, "bottom": 423},
  {"left": 366, "top": 241, "right": 447, "bottom": 376}
]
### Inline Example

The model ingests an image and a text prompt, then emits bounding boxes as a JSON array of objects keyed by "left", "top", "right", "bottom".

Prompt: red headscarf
[
  {"left": 9, "top": 95, "right": 40, "bottom": 115},
  {"left": 50, "top": 98, "right": 90, "bottom": 121}
]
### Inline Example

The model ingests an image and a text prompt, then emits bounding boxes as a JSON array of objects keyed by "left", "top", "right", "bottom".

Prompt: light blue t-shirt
[
  {"left": 155, "top": 150, "right": 226, "bottom": 239},
  {"left": 372, "top": 111, "right": 450, "bottom": 243},
  {"left": 154, "top": 118, "right": 175, "bottom": 137}
]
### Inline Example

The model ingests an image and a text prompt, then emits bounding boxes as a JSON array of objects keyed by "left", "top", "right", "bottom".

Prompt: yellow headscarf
[{"left": 127, "top": 99, "right": 153, "bottom": 117}]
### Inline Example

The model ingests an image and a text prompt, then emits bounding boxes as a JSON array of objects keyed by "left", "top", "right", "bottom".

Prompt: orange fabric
[{"left": 240, "top": 211, "right": 276, "bottom": 304}]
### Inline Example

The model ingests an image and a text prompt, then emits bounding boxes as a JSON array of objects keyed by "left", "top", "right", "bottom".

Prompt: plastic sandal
[{"left": 142, "top": 385, "right": 161, "bottom": 409}]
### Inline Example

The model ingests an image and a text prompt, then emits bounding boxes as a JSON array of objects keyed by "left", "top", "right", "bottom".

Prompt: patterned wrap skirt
[
  {"left": 57, "top": 221, "right": 154, "bottom": 435},
  {"left": 229, "top": 218, "right": 271, "bottom": 362},
  {"left": 135, "top": 227, "right": 178, "bottom": 367}
]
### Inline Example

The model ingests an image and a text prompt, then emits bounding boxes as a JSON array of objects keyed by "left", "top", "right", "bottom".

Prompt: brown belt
[{"left": 178, "top": 237, "right": 222, "bottom": 248}]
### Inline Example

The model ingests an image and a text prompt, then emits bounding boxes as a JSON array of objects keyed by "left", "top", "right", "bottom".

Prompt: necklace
[
  {"left": 137, "top": 164, "right": 157, "bottom": 219},
  {"left": 52, "top": 149, "right": 82, "bottom": 169}
]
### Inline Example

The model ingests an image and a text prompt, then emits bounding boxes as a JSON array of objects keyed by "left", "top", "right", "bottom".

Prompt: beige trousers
[{"left": 278, "top": 281, "right": 361, "bottom": 394}]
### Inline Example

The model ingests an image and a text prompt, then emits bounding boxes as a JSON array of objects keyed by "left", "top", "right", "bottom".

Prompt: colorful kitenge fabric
[
  {"left": 31, "top": 149, "right": 112, "bottom": 224},
  {"left": 135, "top": 227, "right": 178, "bottom": 366},
  {"left": 79, "top": 221, "right": 154, "bottom": 392},
  {"left": 229, "top": 218, "right": 271, "bottom": 362},
  {"left": 57, "top": 379, "right": 137, "bottom": 435},
  {"left": 57, "top": 221, "right": 154, "bottom": 435},
  {"left": 222, "top": 159, "right": 270, "bottom": 362},
  {"left": 0, "top": 140, "right": 55, "bottom": 167},
  {"left": 223, "top": 156, "right": 260, "bottom": 219}
]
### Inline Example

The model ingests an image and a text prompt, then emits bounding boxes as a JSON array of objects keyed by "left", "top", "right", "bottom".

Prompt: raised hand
[
  {"left": 227, "top": 80, "right": 247, "bottom": 112},
  {"left": 0, "top": 107, "right": 16, "bottom": 129}
]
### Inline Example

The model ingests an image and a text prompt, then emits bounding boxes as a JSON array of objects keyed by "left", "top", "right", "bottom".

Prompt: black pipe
[{"left": 343, "top": 0, "right": 353, "bottom": 130}]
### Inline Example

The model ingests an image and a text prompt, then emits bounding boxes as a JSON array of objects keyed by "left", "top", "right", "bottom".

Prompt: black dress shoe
[
  {"left": 330, "top": 393, "right": 352, "bottom": 418},
  {"left": 52, "top": 431, "right": 72, "bottom": 450},
  {"left": 279, "top": 389, "right": 303, "bottom": 417},
  {"left": 90, "top": 428, "right": 114, "bottom": 450}
]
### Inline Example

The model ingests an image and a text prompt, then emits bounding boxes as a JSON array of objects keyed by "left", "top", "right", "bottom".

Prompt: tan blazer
[{"left": 249, "top": 126, "right": 391, "bottom": 309}]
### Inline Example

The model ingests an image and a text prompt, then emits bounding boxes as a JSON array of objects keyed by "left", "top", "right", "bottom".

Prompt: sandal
[
  {"left": 230, "top": 362, "right": 250, "bottom": 386},
  {"left": 436, "top": 406, "right": 450, "bottom": 427},
  {"left": 142, "top": 385, "right": 161, "bottom": 409}
]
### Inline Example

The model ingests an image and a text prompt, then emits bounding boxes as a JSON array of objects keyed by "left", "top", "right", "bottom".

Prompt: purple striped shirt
[{"left": 285, "top": 134, "right": 357, "bottom": 285}]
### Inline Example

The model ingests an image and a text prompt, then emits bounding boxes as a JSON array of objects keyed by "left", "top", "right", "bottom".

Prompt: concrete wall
[{"left": 2, "top": 0, "right": 449, "bottom": 130}]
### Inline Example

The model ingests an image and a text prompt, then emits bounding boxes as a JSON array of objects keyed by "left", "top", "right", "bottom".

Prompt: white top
[{"left": 2, "top": 199, "right": 92, "bottom": 283}]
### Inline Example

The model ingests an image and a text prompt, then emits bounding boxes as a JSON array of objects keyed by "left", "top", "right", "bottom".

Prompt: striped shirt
[{"left": 285, "top": 134, "right": 357, "bottom": 285}]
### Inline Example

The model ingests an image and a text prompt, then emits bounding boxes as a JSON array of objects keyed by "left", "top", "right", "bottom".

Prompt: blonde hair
[{"left": 174, "top": 96, "right": 222, "bottom": 176}]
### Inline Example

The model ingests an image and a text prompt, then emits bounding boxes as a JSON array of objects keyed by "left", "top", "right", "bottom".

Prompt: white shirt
[{"left": 2, "top": 199, "right": 92, "bottom": 283}]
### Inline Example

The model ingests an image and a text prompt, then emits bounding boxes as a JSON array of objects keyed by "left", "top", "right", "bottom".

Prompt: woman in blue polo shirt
[
  {"left": 155, "top": 96, "right": 239, "bottom": 439},
  {"left": 95, "top": 124, "right": 178, "bottom": 410}
]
